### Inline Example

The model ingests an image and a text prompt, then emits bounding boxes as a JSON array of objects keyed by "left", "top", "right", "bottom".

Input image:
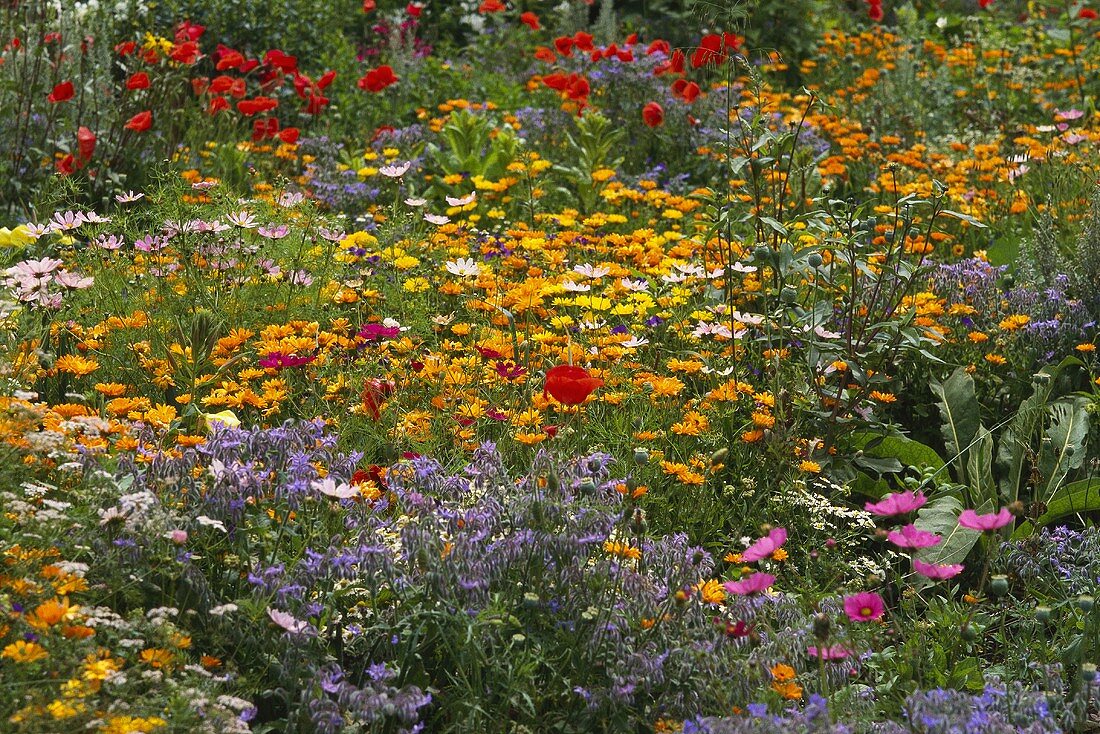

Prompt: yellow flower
[
  {"left": 139, "top": 647, "right": 174, "bottom": 669},
  {"left": 770, "top": 663, "right": 796, "bottom": 682},
  {"left": 799, "top": 460, "right": 821, "bottom": 473},
  {"left": 998, "top": 314, "right": 1030, "bottom": 331},
  {"left": 203, "top": 410, "right": 241, "bottom": 430},
  {"left": 28, "top": 597, "right": 79, "bottom": 630},
  {"left": 0, "top": 225, "right": 34, "bottom": 249},
  {"left": 696, "top": 579, "right": 727, "bottom": 605},
  {"left": 869, "top": 391, "right": 897, "bottom": 403},
  {"left": 603, "top": 540, "right": 642, "bottom": 560},
  {"left": 55, "top": 354, "right": 99, "bottom": 377},
  {"left": 1076, "top": 343, "right": 1096, "bottom": 353},
  {"left": 2, "top": 640, "right": 48, "bottom": 663}
]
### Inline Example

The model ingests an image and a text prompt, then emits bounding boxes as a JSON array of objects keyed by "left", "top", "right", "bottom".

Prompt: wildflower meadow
[{"left": 1, "top": 0, "right": 1100, "bottom": 731}]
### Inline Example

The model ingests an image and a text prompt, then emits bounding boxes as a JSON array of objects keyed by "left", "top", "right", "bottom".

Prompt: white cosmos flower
[
  {"left": 444, "top": 257, "right": 482, "bottom": 278},
  {"left": 573, "top": 263, "right": 610, "bottom": 279},
  {"left": 379, "top": 161, "right": 412, "bottom": 178},
  {"left": 404, "top": 197, "right": 427, "bottom": 207},
  {"left": 227, "top": 210, "right": 257, "bottom": 228},
  {"left": 445, "top": 192, "right": 476, "bottom": 206},
  {"left": 620, "top": 278, "right": 649, "bottom": 292},
  {"left": 730, "top": 262, "right": 757, "bottom": 273},
  {"left": 266, "top": 608, "right": 312, "bottom": 635},
  {"left": 560, "top": 279, "right": 590, "bottom": 292},
  {"left": 424, "top": 214, "right": 450, "bottom": 225},
  {"left": 311, "top": 477, "right": 358, "bottom": 499}
]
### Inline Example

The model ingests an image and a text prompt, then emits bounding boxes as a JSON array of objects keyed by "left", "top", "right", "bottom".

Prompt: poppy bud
[
  {"left": 710, "top": 448, "right": 728, "bottom": 466},
  {"left": 1035, "top": 606, "right": 1052, "bottom": 623},
  {"left": 808, "top": 253, "right": 823, "bottom": 268},
  {"left": 1079, "top": 595, "right": 1095, "bottom": 612},
  {"left": 812, "top": 613, "right": 831, "bottom": 641},
  {"left": 960, "top": 622, "right": 979, "bottom": 641},
  {"left": 1083, "top": 663, "right": 1098, "bottom": 683},
  {"left": 578, "top": 477, "right": 596, "bottom": 495},
  {"left": 989, "top": 574, "right": 1009, "bottom": 598},
  {"left": 633, "top": 448, "right": 649, "bottom": 465}
]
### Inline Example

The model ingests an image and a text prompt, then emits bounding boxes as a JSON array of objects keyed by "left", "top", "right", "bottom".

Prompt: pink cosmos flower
[
  {"left": 886, "top": 524, "right": 941, "bottom": 550},
  {"left": 865, "top": 490, "right": 927, "bottom": 517},
  {"left": 266, "top": 608, "right": 313, "bottom": 636},
  {"left": 958, "top": 508, "right": 1013, "bottom": 532},
  {"left": 912, "top": 558, "right": 964, "bottom": 580},
  {"left": 741, "top": 527, "right": 787, "bottom": 563},
  {"left": 722, "top": 572, "right": 776, "bottom": 596},
  {"left": 843, "top": 591, "right": 885, "bottom": 622},
  {"left": 807, "top": 644, "right": 850, "bottom": 660}
]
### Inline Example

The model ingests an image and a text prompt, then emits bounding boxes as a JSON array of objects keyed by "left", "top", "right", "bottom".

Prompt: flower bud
[
  {"left": 1083, "top": 663, "right": 1098, "bottom": 683},
  {"left": 1035, "top": 605, "right": 1052, "bottom": 623},
  {"left": 989, "top": 575, "right": 1009, "bottom": 598},
  {"left": 633, "top": 448, "right": 649, "bottom": 465},
  {"left": 710, "top": 448, "right": 729, "bottom": 466},
  {"left": 807, "top": 253, "right": 823, "bottom": 268},
  {"left": 960, "top": 622, "right": 979, "bottom": 641},
  {"left": 1079, "top": 595, "right": 1095, "bottom": 612},
  {"left": 812, "top": 613, "right": 832, "bottom": 641},
  {"left": 1007, "top": 500, "right": 1025, "bottom": 517}
]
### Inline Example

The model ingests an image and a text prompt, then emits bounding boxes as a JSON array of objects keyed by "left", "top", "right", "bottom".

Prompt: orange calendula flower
[
  {"left": 2, "top": 640, "right": 48, "bottom": 663},
  {"left": 54, "top": 354, "right": 99, "bottom": 376}
]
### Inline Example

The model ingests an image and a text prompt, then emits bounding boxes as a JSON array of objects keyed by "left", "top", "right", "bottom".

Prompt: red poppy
[
  {"left": 207, "top": 96, "right": 229, "bottom": 115},
  {"left": 278, "top": 127, "right": 300, "bottom": 144},
  {"left": 216, "top": 50, "right": 245, "bottom": 70},
  {"left": 1080, "top": 7, "right": 1098, "bottom": 18},
  {"left": 175, "top": 20, "right": 205, "bottom": 42},
  {"left": 56, "top": 153, "right": 76, "bottom": 176},
  {"left": 48, "top": 81, "right": 74, "bottom": 103},
  {"left": 361, "top": 378, "right": 396, "bottom": 420},
  {"left": 977, "top": 0, "right": 992, "bottom": 6},
  {"left": 406, "top": 2, "right": 423, "bottom": 17},
  {"left": 573, "top": 31, "right": 594, "bottom": 51},
  {"left": 479, "top": 0, "right": 505, "bottom": 11},
  {"left": 642, "top": 101, "right": 664, "bottom": 128},
  {"left": 264, "top": 49, "right": 297, "bottom": 73},
  {"left": 534, "top": 45, "right": 556, "bottom": 62},
  {"left": 646, "top": 39, "right": 670, "bottom": 56},
  {"left": 520, "top": 11, "right": 540, "bottom": 29},
  {"left": 170, "top": 40, "right": 200, "bottom": 64},
  {"left": 237, "top": 96, "right": 279, "bottom": 116},
  {"left": 251, "top": 117, "right": 278, "bottom": 141},
  {"left": 363, "top": 0, "right": 376, "bottom": 10},
  {"left": 126, "top": 71, "right": 150, "bottom": 90},
  {"left": 691, "top": 33, "right": 725, "bottom": 68},
  {"left": 208, "top": 75, "right": 235, "bottom": 94},
  {"left": 76, "top": 126, "right": 96, "bottom": 161},
  {"left": 868, "top": 3, "right": 884, "bottom": 20},
  {"left": 543, "top": 365, "right": 604, "bottom": 405},
  {"left": 115, "top": 40, "right": 136, "bottom": 55},
  {"left": 554, "top": 36, "right": 574, "bottom": 56},
  {"left": 304, "top": 93, "right": 328, "bottom": 115},
  {"left": 124, "top": 110, "right": 152, "bottom": 132},
  {"left": 358, "top": 65, "right": 399, "bottom": 92},
  {"left": 671, "top": 78, "right": 701, "bottom": 103}
]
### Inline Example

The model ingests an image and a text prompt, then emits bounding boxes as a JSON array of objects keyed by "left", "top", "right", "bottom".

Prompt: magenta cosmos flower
[
  {"left": 741, "top": 527, "right": 787, "bottom": 563},
  {"left": 843, "top": 591, "right": 885, "bottom": 622},
  {"left": 912, "top": 558, "right": 964, "bottom": 580},
  {"left": 886, "top": 524, "right": 941, "bottom": 550},
  {"left": 865, "top": 490, "right": 926, "bottom": 517},
  {"left": 958, "top": 508, "right": 1013, "bottom": 532},
  {"left": 723, "top": 572, "right": 776, "bottom": 596},
  {"left": 807, "top": 644, "right": 850, "bottom": 661}
]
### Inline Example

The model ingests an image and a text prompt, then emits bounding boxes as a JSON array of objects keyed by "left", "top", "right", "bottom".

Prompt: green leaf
[
  {"left": 914, "top": 494, "right": 984, "bottom": 568},
  {"left": 966, "top": 427, "right": 996, "bottom": 508},
  {"left": 931, "top": 368, "right": 981, "bottom": 485},
  {"left": 1032, "top": 477, "right": 1100, "bottom": 527},
  {"left": 850, "top": 432, "right": 946, "bottom": 472},
  {"left": 1039, "top": 397, "right": 1090, "bottom": 503},
  {"left": 940, "top": 210, "right": 988, "bottom": 228}
]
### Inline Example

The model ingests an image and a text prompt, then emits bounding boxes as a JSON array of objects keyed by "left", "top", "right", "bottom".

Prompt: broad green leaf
[
  {"left": 1039, "top": 397, "right": 1090, "bottom": 503},
  {"left": 966, "top": 427, "right": 996, "bottom": 508},
  {"left": 850, "top": 432, "right": 946, "bottom": 472},
  {"left": 1032, "top": 478, "right": 1100, "bottom": 527},
  {"left": 931, "top": 368, "right": 981, "bottom": 485}
]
